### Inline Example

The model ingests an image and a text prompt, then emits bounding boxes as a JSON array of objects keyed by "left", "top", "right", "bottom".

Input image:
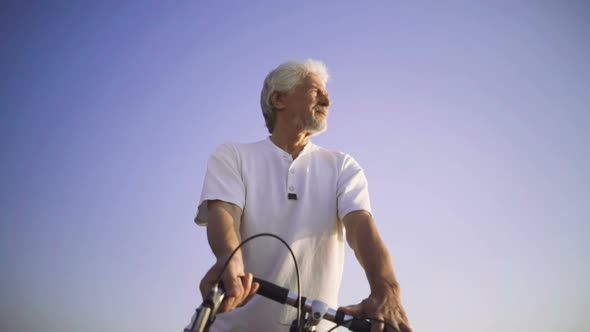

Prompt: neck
[{"left": 270, "top": 130, "right": 311, "bottom": 159}]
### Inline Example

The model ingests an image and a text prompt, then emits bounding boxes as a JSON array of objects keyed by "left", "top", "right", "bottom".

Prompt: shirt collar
[{"left": 265, "top": 136, "right": 315, "bottom": 159}]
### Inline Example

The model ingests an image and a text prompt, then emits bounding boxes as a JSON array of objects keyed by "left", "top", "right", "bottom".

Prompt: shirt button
[
  {"left": 288, "top": 186, "right": 295, "bottom": 192},
  {"left": 290, "top": 169, "right": 295, "bottom": 174}
]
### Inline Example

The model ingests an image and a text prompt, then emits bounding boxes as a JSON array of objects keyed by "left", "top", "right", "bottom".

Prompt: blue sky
[{"left": 1, "top": 1, "right": 589, "bottom": 331}]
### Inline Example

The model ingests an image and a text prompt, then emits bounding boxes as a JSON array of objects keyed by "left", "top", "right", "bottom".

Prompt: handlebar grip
[
  {"left": 253, "top": 277, "right": 289, "bottom": 304},
  {"left": 335, "top": 309, "right": 371, "bottom": 332},
  {"left": 348, "top": 318, "right": 371, "bottom": 332}
]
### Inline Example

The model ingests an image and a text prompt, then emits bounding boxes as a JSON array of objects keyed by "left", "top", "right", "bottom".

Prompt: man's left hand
[{"left": 340, "top": 289, "right": 412, "bottom": 332}]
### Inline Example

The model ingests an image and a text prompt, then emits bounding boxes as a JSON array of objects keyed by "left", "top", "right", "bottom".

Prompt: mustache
[{"left": 314, "top": 106, "right": 328, "bottom": 114}]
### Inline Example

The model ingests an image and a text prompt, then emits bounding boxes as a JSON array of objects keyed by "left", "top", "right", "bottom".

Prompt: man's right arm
[
  {"left": 206, "top": 199, "right": 242, "bottom": 259},
  {"left": 200, "top": 200, "right": 258, "bottom": 313}
]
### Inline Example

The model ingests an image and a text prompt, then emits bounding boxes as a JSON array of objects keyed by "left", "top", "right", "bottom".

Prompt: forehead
[{"left": 299, "top": 74, "right": 326, "bottom": 90}]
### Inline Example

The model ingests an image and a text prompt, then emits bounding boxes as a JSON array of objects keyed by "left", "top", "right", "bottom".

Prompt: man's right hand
[{"left": 199, "top": 254, "right": 259, "bottom": 313}]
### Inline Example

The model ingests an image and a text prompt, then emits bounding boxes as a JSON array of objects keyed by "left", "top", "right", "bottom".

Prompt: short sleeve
[
  {"left": 194, "top": 144, "right": 246, "bottom": 226},
  {"left": 337, "top": 154, "right": 372, "bottom": 220}
]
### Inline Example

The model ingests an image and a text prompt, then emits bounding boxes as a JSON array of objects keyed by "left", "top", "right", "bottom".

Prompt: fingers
[
  {"left": 384, "top": 320, "right": 400, "bottom": 332},
  {"left": 371, "top": 320, "right": 384, "bottom": 332},
  {"left": 236, "top": 273, "right": 259, "bottom": 307},
  {"left": 222, "top": 273, "right": 263, "bottom": 312},
  {"left": 241, "top": 280, "right": 259, "bottom": 306},
  {"left": 199, "top": 258, "right": 262, "bottom": 315},
  {"left": 341, "top": 298, "right": 409, "bottom": 332},
  {"left": 391, "top": 307, "right": 411, "bottom": 332},
  {"left": 219, "top": 272, "right": 262, "bottom": 313},
  {"left": 236, "top": 273, "right": 253, "bottom": 307},
  {"left": 220, "top": 271, "right": 244, "bottom": 312},
  {"left": 372, "top": 318, "right": 401, "bottom": 332},
  {"left": 398, "top": 322, "right": 412, "bottom": 332}
]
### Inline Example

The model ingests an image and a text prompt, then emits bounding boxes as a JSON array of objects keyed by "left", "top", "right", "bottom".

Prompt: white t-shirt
[{"left": 195, "top": 137, "right": 371, "bottom": 332}]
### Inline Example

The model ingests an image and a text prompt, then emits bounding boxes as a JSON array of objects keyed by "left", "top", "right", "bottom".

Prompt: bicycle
[{"left": 184, "top": 233, "right": 399, "bottom": 332}]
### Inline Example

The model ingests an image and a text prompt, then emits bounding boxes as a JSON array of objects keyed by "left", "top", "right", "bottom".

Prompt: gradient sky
[{"left": 1, "top": 1, "right": 589, "bottom": 331}]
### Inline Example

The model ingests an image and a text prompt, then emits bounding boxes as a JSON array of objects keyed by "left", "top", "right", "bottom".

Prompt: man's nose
[{"left": 319, "top": 92, "right": 331, "bottom": 107}]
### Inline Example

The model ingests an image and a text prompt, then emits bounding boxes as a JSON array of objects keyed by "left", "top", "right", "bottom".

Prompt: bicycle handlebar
[
  {"left": 253, "top": 277, "right": 372, "bottom": 332},
  {"left": 185, "top": 277, "right": 373, "bottom": 332}
]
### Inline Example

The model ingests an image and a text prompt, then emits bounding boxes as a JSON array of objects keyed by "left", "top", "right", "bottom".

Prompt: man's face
[{"left": 279, "top": 74, "right": 331, "bottom": 135}]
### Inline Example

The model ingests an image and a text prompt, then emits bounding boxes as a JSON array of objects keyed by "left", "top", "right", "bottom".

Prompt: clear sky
[{"left": 1, "top": 1, "right": 588, "bottom": 331}]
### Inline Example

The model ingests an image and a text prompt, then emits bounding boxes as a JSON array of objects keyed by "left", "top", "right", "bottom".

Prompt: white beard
[{"left": 302, "top": 114, "right": 327, "bottom": 136}]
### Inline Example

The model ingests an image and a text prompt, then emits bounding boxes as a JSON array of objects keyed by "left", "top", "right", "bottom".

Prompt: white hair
[{"left": 260, "top": 59, "right": 329, "bottom": 133}]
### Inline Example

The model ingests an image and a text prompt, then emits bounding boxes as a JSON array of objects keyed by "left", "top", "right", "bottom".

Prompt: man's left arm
[{"left": 341, "top": 210, "right": 412, "bottom": 332}]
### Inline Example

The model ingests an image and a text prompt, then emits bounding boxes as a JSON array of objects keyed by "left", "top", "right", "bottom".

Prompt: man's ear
[{"left": 270, "top": 91, "right": 286, "bottom": 111}]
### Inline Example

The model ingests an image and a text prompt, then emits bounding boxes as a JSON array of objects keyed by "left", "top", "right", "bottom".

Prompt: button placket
[{"left": 287, "top": 160, "right": 297, "bottom": 195}]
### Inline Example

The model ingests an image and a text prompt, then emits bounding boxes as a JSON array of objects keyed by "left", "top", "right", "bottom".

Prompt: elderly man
[{"left": 195, "top": 59, "right": 411, "bottom": 332}]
